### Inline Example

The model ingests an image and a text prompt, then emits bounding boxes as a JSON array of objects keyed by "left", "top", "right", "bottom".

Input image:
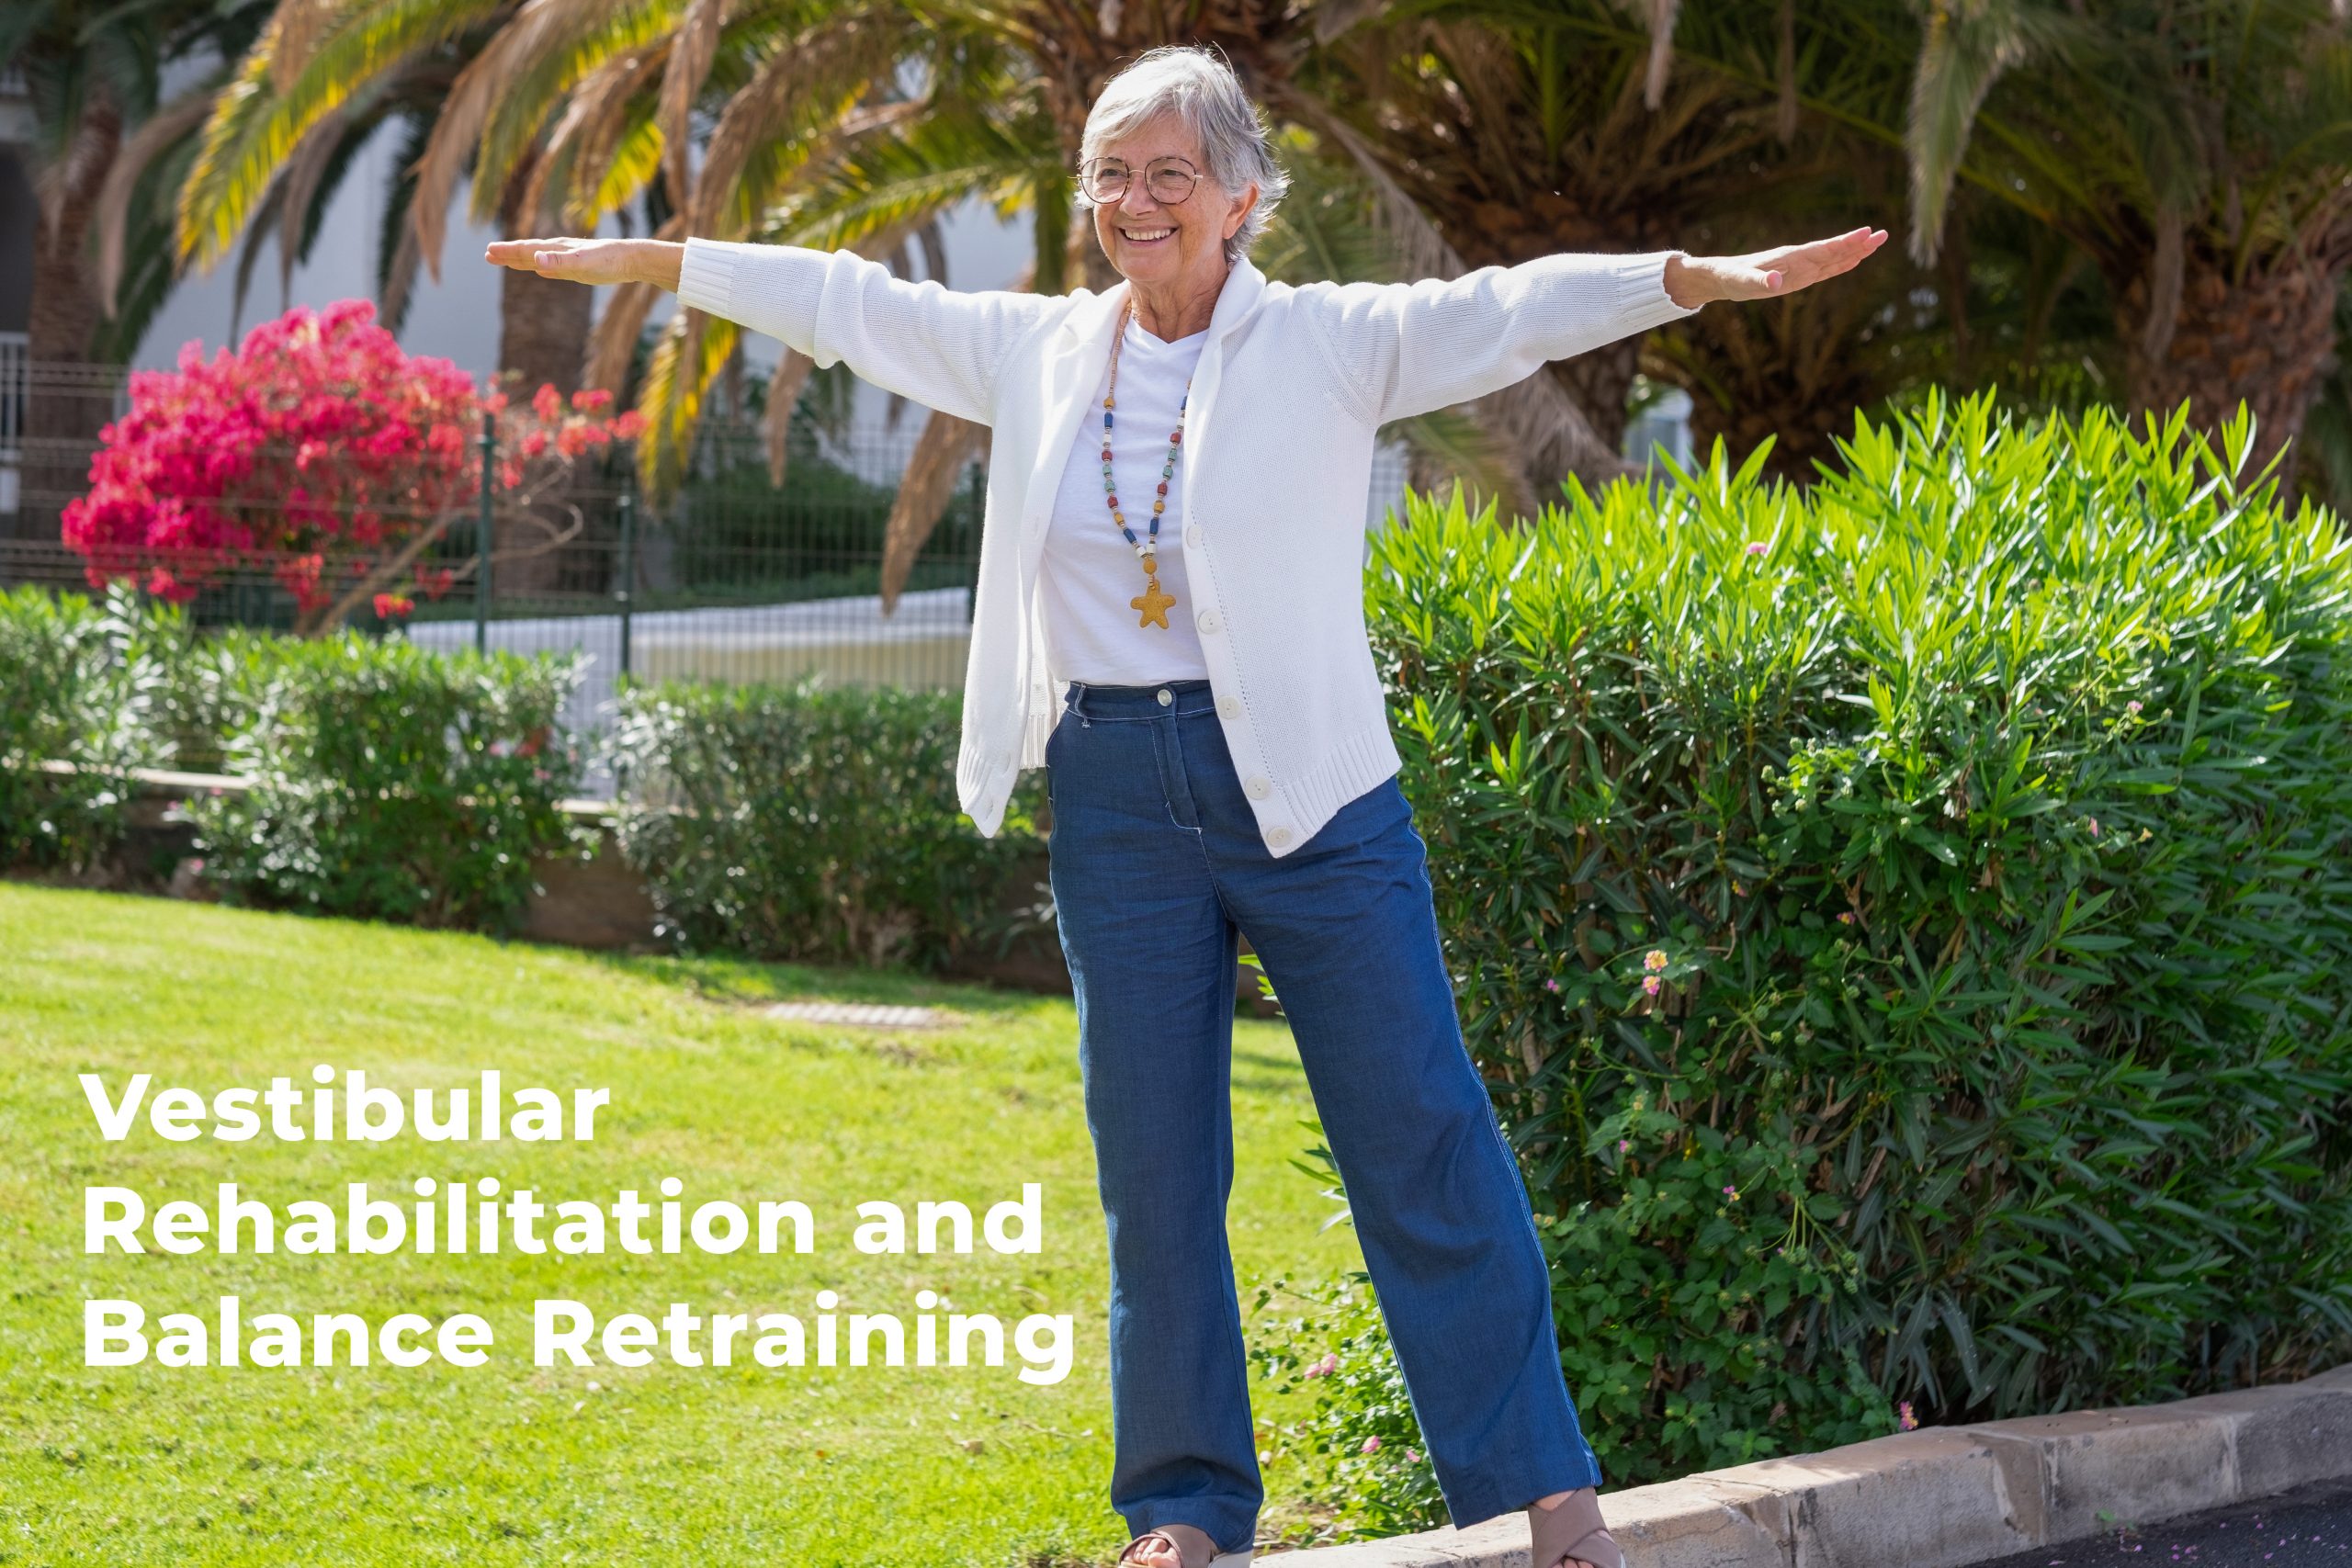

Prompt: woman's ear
[{"left": 1226, "top": 181, "right": 1258, "bottom": 240}]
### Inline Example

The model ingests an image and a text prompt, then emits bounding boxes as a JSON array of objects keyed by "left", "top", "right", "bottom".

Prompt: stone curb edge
[{"left": 1275, "top": 1360, "right": 2352, "bottom": 1566}]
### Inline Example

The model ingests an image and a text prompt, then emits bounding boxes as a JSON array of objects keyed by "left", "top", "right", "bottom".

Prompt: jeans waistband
[{"left": 1063, "top": 677, "right": 1216, "bottom": 718}]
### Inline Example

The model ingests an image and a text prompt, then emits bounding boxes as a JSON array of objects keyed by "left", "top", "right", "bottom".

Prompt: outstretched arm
[
  {"left": 485, "top": 236, "right": 1061, "bottom": 428},
  {"left": 1299, "top": 226, "right": 1887, "bottom": 428}
]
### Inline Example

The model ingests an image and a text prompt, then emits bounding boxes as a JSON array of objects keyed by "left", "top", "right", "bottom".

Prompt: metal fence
[{"left": 1, "top": 377, "right": 1414, "bottom": 758}]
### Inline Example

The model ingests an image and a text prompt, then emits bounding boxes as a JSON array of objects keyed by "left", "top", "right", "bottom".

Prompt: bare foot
[
  {"left": 1121, "top": 1521, "right": 1221, "bottom": 1566},
  {"left": 1530, "top": 1490, "right": 1607, "bottom": 1568}
]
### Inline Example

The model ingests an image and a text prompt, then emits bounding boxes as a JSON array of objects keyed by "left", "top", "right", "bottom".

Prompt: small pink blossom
[
  {"left": 1722, "top": 1184, "right": 1739, "bottom": 1200},
  {"left": 1618, "top": 1139, "right": 1630, "bottom": 1152},
  {"left": 1306, "top": 1351, "right": 1340, "bottom": 1379},
  {"left": 1543, "top": 976, "right": 1560, "bottom": 992},
  {"left": 1403, "top": 1448, "right": 1420, "bottom": 1464},
  {"left": 1644, "top": 949, "right": 1668, "bottom": 973},
  {"left": 1642, "top": 976, "right": 1662, "bottom": 998},
  {"left": 1897, "top": 1401, "right": 1918, "bottom": 1431},
  {"left": 2086, "top": 817, "right": 2101, "bottom": 838},
  {"left": 1745, "top": 541, "right": 1769, "bottom": 556},
  {"left": 1360, "top": 1436, "right": 1382, "bottom": 1454},
  {"left": 1838, "top": 912, "right": 1856, "bottom": 925},
  {"left": 2125, "top": 700, "right": 2143, "bottom": 715}
]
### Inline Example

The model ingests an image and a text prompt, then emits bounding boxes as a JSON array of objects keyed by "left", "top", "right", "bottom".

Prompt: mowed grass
[{"left": 0, "top": 885, "right": 1361, "bottom": 1566}]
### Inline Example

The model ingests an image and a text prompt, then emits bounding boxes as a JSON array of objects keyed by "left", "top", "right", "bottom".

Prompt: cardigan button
[
  {"left": 1197, "top": 608, "right": 1221, "bottom": 634},
  {"left": 1268, "top": 826, "right": 1293, "bottom": 848},
  {"left": 1184, "top": 524, "right": 1202, "bottom": 547},
  {"left": 1245, "top": 775, "right": 1271, "bottom": 799},
  {"left": 1217, "top": 695, "right": 1239, "bottom": 719}
]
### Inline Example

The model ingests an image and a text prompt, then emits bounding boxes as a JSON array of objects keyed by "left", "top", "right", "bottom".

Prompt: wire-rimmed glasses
[{"left": 1079, "top": 155, "right": 1203, "bottom": 205}]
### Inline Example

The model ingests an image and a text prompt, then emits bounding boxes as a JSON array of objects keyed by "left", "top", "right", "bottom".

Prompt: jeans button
[{"left": 1156, "top": 687, "right": 1171, "bottom": 705}]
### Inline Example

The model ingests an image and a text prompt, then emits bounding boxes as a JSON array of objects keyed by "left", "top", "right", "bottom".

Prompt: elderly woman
[{"left": 492, "top": 42, "right": 1880, "bottom": 1568}]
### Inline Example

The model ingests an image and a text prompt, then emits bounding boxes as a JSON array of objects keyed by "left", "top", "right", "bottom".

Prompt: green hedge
[
  {"left": 606, "top": 676, "right": 1050, "bottom": 970},
  {"left": 0, "top": 591, "right": 586, "bottom": 933},
  {"left": 0, "top": 585, "right": 153, "bottom": 873},
  {"left": 183, "top": 638, "right": 587, "bottom": 931},
  {"left": 1343, "top": 390, "right": 2352, "bottom": 1490}
]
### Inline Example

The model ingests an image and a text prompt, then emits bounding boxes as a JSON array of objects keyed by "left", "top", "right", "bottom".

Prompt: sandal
[
  {"left": 1116, "top": 1524, "right": 1254, "bottom": 1567},
  {"left": 1530, "top": 1486, "right": 1624, "bottom": 1568}
]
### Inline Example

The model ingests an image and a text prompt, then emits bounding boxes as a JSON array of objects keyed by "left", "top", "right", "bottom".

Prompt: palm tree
[
  {"left": 1277, "top": 3, "right": 1805, "bottom": 461},
  {"left": 2, "top": 0, "right": 272, "bottom": 536},
  {"left": 1895, "top": 0, "right": 2352, "bottom": 486}
]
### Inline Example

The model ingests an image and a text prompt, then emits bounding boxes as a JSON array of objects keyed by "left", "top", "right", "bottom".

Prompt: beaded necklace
[{"left": 1101, "top": 298, "right": 1191, "bottom": 630}]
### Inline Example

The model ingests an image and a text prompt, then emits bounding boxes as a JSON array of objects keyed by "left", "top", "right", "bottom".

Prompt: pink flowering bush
[{"left": 62, "top": 300, "right": 642, "bottom": 634}]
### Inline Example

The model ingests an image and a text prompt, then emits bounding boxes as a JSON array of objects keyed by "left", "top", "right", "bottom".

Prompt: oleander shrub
[
  {"left": 183, "top": 637, "right": 589, "bottom": 931},
  {"left": 607, "top": 676, "right": 1049, "bottom": 969},
  {"left": 1335, "top": 391, "right": 2352, "bottom": 1496}
]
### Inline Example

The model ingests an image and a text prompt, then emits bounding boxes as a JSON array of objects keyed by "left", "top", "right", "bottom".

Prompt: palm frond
[
  {"left": 177, "top": 0, "right": 503, "bottom": 269},
  {"left": 411, "top": 0, "right": 639, "bottom": 281},
  {"left": 95, "top": 85, "right": 215, "bottom": 316}
]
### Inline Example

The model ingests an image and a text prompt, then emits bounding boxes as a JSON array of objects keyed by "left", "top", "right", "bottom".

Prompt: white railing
[
  {"left": 0, "top": 331, "right": 23, "bottom": 513},
  {"left": 0, "top": 338, "right": 138, "bottom": 515},
  {"left": 0, "top": 331, "right": 26, "bottom": 456}
]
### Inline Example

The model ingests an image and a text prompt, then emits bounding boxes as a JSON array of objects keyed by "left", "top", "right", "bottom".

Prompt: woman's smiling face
[{"left": 1088, "top": 112, "right": 1254, "bottom": 292}]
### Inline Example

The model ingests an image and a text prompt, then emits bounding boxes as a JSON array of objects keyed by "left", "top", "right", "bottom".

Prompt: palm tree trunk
[
  {"left": 2118, "top": 254, "right": 2341, "bottom": 495},
  {"left": 497, "top": 263, "right": 594, "bottom": 400},
  {"left": 17, "top": 101, "right": 122, "bottom": 543},
  {"left": 491, "top": 178, "right": 594, "bottom": 595}
]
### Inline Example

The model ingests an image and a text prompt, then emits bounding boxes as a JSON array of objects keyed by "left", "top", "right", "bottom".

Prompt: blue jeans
[{"left": 1045, "top": 677, "right": 1603, "bottom": 1556}]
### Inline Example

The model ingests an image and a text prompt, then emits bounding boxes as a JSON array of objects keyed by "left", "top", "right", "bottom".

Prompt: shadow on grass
[{"left": 556, "top": 944, "right": 1057, "bottom": 1021}]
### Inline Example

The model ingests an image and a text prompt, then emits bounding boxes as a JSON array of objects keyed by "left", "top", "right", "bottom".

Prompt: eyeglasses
[{"left": 1078, "top": 155, "right": 1203, "bottom": 205}]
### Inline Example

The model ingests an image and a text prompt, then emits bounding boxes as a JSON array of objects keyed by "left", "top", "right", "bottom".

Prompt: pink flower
[
  {"left": 1404, "top": 1448, "right": 1420, "bottom": 1464},
  {"left": 1306, "top": 1352, "right": 1340, "bottom": 1379},
  {"left": 373, "top": 592, "right": 413, "bottom": 619},
  {"left": 1745, "top": 541, "right": 1768, "bottom": 556},
  {"left": 57, "top": 299, "right": 635, "bottom": 616},
  {"left": 1543, "top": 977, "right": 1560, "bottom": 992},
  {"left": 1360, "top": 1436, "right": 1382, "bottom": 1454},
  {"left": 1838, "top": 912, "right": 1856, "bottom": 925},
  {"left": 2086, "top": 817, "right": 2101, "bottom": 838},
  {"left": 1642, "top": 976, "right": 1662, "bottom": 998},
  {"left": 1618, "top": 1139, "right": 1630, "bottom": 1152},
  {"left": 1723, "top": 1184, "right": 1739, "bottom": 1200},
  {"left": 2125, "top": 700, "right": 2143, "bottom": 715},
  {"left": 1644, "top": 949, "right": 1668, "bottom": 973},
  {"left": 1897, "top": 1401, "right": 1918, "bottom": 1431}
]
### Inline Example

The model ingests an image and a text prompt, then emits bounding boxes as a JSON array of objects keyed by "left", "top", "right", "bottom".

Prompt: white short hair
[{"left": 1079, "top": 44, "right": 1293, "bottom": 265}]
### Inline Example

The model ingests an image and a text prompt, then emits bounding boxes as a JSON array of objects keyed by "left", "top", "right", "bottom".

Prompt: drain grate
[{"left": 764, "top": 1000, "right": 958, "bottom": 1030}]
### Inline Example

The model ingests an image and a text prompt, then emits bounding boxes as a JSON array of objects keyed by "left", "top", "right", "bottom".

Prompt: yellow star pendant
[{"left": 1131, "top": 568, "right": 1175, "bottom": 629}]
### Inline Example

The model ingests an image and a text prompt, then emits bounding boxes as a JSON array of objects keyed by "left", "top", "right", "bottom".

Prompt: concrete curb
[{"left": 1275, "top": 1362, "right": 2352, "bottom": 1566}]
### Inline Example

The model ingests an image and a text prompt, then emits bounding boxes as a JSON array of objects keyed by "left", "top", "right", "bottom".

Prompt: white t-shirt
[{"left": 1036, "top": 313, "right": 1211, "bottom": 685}]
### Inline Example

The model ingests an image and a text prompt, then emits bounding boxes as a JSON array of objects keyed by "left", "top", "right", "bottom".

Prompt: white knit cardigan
[{"left": 676, "top": 237, "right": 1699, "bottom": 857}]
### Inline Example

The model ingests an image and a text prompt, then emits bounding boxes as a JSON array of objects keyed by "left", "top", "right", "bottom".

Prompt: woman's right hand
[{"left": 483, "top": 237, "right": 682, "bottom": 292}]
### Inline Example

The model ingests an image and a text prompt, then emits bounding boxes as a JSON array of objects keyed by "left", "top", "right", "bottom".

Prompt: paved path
[{"left": 1975, "top": 1479, "right": 2352, "bottom": 1567}]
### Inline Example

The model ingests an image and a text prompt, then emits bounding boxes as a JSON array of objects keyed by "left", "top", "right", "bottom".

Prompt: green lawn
[{"left": 0, "top": 885, "right": 1362, "bottom": 1566}]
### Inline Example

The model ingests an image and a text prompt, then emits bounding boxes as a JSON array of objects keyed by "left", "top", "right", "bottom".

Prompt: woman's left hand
[{"left": 1663, "top": 227, "right": 1889, "bottom": 309}]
